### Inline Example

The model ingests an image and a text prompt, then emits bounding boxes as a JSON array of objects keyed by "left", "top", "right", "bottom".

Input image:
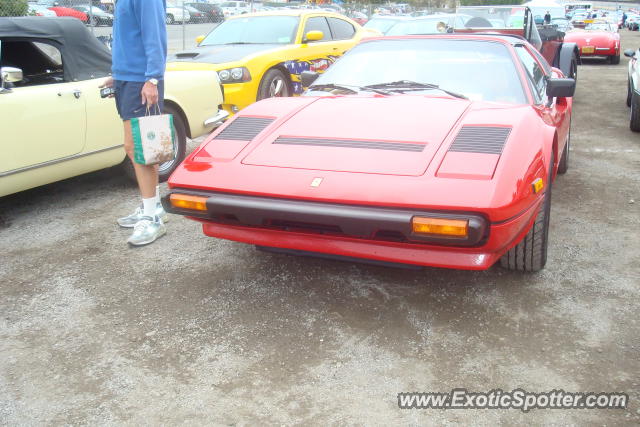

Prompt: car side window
[
  {"left": 327, "top": 17, "right": 356, "bottom": 40},
  {"left": 303, "top": 17, "right": 332, "bottom": 42},
  {"left": 514, "top": 45, "right": 546, "bottom": 104},
  {"left": 0, "top": 39, "right": 64, "bottom": 87}
]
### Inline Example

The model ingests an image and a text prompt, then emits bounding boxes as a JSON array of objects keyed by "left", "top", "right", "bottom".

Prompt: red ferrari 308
[{"left": 164, "top": 35, "right": 576, "bottom": 272}]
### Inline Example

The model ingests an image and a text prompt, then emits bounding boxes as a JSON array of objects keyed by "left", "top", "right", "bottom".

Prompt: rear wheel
[
  {"left": 166, "top": 14, "right": 174, "bottom": 25},
  {"left": 500, "top": 153, "right": 554, "bottom": 272},
  {"left": 630, "top": 90, "right": 640, "bottom": 131},
  {"left": 122, "top": 105, "right": 188, "bottom": 183},
  {"left": 257, "top": 69, "right": 291, "bottom": 100},
  {"left": 609, "top": 53, "right": 620, "bottom": 65}
]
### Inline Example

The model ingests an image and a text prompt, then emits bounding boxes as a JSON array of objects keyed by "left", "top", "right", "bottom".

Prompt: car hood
[
  {"left": 168, "top": 44, "right": 284, "bottom": 64},
  {"left": 238, "top": 95, "right": 471, "bottom": 176}
]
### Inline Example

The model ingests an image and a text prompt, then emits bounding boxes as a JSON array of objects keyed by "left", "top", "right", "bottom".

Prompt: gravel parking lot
[{"left": 1, "top": 29, "right": 639, "bottom": 425}]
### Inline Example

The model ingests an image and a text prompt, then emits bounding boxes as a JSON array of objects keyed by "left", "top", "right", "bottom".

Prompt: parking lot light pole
[{"left": 182, "top": 0, "right": 186, "bottom": 51}]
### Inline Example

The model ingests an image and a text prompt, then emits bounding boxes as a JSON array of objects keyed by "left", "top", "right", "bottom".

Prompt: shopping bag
[{"left": 130, "top": 106, "right": 176, "bottom": 165}]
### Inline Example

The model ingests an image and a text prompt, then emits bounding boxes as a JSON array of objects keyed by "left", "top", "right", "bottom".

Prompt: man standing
[
  {"left": 544, "top": 10, "right": 551, "bottom": 25},
  {"left": 101, "top": 0, "right": 168, "bottom": 246}
]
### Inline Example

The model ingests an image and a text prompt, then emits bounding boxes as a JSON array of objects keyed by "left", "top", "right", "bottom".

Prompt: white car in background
[
  {"left": 219, "top": 1, "right": 251, "bottom": 17},
  {"left": 166, "top": 2, "right": 191, "bottom": 24}
]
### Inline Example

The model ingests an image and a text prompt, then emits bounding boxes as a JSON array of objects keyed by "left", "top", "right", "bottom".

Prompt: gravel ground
[{"left": 1, "top": 31, "right": 639, "bottom": 425}]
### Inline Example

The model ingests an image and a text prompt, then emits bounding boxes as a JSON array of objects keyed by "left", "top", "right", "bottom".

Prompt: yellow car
[
  {"left": 167, "top": 10, "right": 380, "bottom": 114},
  {"left": 0, "top": 17, "right": 226, "bottom": 198}
]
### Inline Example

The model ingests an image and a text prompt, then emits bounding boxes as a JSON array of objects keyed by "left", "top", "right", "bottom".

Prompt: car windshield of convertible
[
  {"left": 305, "top": 39, "right": 528, "bottom": 104},
  {"left": 199, "top": 16, "right": 299, "bottom": 45}
]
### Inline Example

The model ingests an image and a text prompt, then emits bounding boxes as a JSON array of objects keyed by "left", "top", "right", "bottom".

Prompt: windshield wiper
[
  {"left": 308, "top": 83, "right": 390, "bottom": 95},
  {"left": 363, "top": 80, "right": 468, "bottom": 99}
]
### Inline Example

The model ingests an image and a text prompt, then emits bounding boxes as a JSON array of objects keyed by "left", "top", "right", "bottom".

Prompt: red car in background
[
  {"left": 163, "top": 35, "right": 576, "bottom": 272},
  {"left": 564, "top": 20, "right": 621, "bottom": 64},
  {"left": 48, "top": 6, "right": 88, "bottom": 22}
]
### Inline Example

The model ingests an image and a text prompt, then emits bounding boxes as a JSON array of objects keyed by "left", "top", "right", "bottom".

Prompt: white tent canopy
[{"left": 524, "top": 0, "right": 566, "bottom": 19}]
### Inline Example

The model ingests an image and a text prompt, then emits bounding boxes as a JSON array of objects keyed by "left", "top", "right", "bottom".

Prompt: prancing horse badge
[{"left": 310, "top": 177, "right": 323, "bottom": 188}]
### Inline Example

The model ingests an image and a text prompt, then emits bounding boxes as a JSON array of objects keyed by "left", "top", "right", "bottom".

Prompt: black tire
[
  {"left": 122, "top": 105, "right": 188, "bottom": 183},
  {"left": 569, "top": 58, "right": 578, "bottom": 81},
  {"left": 630, "top": 90, "right": 640, "bottom": 131},
  {"left": 558, "top": 125, "right": 570, "bottom": 175},
  {"left": 166, "top": 14, "right": 174, "bottom": 25},
  {"left": 627, "top": 79, "right": 633, "bottom": 107},
  {"left": 257, "top": 69, "right": 291, "bottom": 100},
  {"left": 609, "top": 54, "right": 620, "bottom": 65},
  {"left": 500, "top": 153, "right": 554, "bottom": 272}
]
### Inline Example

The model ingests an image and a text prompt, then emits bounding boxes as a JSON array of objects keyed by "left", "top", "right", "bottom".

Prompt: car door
[
  {"left": 0, "top": 39, "right": 86, "bottom": 174},
  {"left": 514, "top": 44, "right": 571, "bottom": 160},
  {"left": 326, "top": 17, "right": 358, "bottom": 56}
]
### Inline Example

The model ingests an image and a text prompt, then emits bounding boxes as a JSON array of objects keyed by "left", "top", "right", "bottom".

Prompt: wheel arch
[{"left": 164, "top": 100, "right": 191, "bottom": 139}]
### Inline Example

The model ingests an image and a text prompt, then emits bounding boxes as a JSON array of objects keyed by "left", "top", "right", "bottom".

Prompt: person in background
[
  {"left": 100, "top": 0, "right": 169, "bottom": 246},
  {"left": 544, "top": 10, "right": 551, "bottom": 25}
]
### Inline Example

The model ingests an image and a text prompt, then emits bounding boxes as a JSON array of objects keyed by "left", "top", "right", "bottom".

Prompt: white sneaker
[
  {"left": 127, "top": 216, "right": 166, "bottom": 246},
  {"left": 117, "top": 203, "right": 168, "bottom": 228}
]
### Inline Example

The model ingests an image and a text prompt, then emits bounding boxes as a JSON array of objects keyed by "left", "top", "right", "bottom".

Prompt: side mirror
[
  {"left": 1, "top": 66, "right": 22, "bottom": 83},
  {"left": 624, "top": 48, "right": 635, "bottom": 58},
  {"left": 1, "top": 66, "right": 23, "bottom": 93},
  {"left": 304, "top": 31, "right": 324, "bottom": 43},
  {"left": 195, "top": 35, "right": 205, "bottom": 45},
  {"left": 546, "top": 77, "right": 575, "bottom": 98},
  {"left": 301, "top": 70, "right": 319, "bottom": 87}
]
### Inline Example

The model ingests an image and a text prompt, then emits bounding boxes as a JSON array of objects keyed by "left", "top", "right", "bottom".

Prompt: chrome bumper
[{"left": 204, "top": 110, "right": 230, "bottom": 127}]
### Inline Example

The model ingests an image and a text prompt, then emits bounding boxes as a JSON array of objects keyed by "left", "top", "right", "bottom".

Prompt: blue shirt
[{"left": 112, "top": 0, "right": 167, "bottom": 82}]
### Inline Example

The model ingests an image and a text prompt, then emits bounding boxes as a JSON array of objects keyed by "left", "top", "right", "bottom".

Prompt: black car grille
[
  {"left": 273, "top": 136, "right": 426, "bottom": 152},
  {"left": 213, "top": 117, "right": 275, "bottom": 141},
  {"left": 448, "top": 126, "right": 512, "bottom": 154}
]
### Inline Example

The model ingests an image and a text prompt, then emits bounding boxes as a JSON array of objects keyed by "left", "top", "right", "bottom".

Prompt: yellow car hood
[{"left": 167, "top": 43, "right": 284, "bottom": 67}]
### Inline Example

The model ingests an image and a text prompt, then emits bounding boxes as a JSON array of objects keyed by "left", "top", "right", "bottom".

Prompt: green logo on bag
[{"left": 147, "top": 131, "right": 156, "bottom": 140}]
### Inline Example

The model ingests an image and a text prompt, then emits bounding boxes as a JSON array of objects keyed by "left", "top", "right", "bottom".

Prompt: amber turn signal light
[
  {"left": 169, "top": 194, "right": 208, "bottom": 211},
  {"left": 532, "top": 178, "right": 544, "bottom": 194},
  {"left": 412, "top": 217, "right": 469, "bottom": 237}
]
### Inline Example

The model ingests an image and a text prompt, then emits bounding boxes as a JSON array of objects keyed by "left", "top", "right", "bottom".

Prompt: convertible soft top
[{"left": 0, "top": 16, "right": 111, "bottom": 81}]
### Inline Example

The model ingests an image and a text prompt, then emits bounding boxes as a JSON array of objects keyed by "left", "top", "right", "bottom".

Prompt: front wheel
[
  {"left": 558, "top": 125, "right": 570, "bottom": 175},
  {"left": 627, "top": 79, "right": 632, "bottom": 107},
  {"left": 500, "top": 153, "right": 554, "bottom": 272},
  {"left": 257, "top": 69, "right": 291, "bottom": 100},
  {"left": 122, "top": 105, "right": 188, "bottom": 182},
  {"left": 166, "top": 14, "right": 174, "bottom": 25}
]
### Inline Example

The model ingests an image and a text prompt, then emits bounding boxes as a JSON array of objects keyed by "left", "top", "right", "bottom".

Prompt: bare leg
[{"left": 123, "top": 120, "right": 158, "bottom": 199}]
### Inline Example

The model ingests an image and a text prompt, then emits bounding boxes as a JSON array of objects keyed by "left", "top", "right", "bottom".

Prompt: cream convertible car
[{"left": 0, "top": 17, "right": 226, "bottom": 197}]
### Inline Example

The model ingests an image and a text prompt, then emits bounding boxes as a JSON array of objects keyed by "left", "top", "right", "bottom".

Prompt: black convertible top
[{"left": 0, "top": 16, "right": 111, "bottom": 81}]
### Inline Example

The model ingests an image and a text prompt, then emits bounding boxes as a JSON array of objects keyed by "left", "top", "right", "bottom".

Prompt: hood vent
[
  {"left": 214, "top": 117, "right": 275, "bottom": 141},
  {"left": 449, "top": 126, "right": 511, "bottom": 155},
  {"left": 273, "top": 136, "right": 426, "bottom": 152}
]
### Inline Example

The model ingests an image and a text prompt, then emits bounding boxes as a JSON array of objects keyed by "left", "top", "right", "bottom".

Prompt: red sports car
[
  {"left": 48, "top": 7, "right": 88, "bottom": 23},
  {"left": 164, "top": 35, "right": 575, "bottom": 272},
  {"left": 564, "top": 20, "right": 620, "bottom": 64}
]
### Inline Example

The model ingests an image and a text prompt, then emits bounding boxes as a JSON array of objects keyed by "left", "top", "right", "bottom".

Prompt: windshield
[
  {"left": 386, "top": 17, "right": 450, "bottom": 36},
  {"left": 585, "top": 22, "right": 615, "bottom": 31},
  {"left": 306, "top": 39, "right": 527, "bottom": 104},
  {"left": 455, "top": 6, "right": 525, "bottom": 29},
  {"left": 200, "top": 16, "right": 299, "bottom": 45}
]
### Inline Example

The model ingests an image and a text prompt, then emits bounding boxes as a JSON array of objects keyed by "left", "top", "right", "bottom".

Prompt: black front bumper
[{"left": 163, "top": 189, "right": 489, "bottom": 247}]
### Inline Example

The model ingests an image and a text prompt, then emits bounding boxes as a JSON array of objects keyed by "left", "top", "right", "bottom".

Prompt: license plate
[{"left": 582, "top": 46, "right": 595, "bottom": 54}]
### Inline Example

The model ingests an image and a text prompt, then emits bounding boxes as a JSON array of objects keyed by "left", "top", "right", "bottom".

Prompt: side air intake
[
  {"left": 448, "top": 126, "right": 512, "bottom": 155},
  {"left": 213, "top": 117, "right": 275, "bottom": 141}
]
